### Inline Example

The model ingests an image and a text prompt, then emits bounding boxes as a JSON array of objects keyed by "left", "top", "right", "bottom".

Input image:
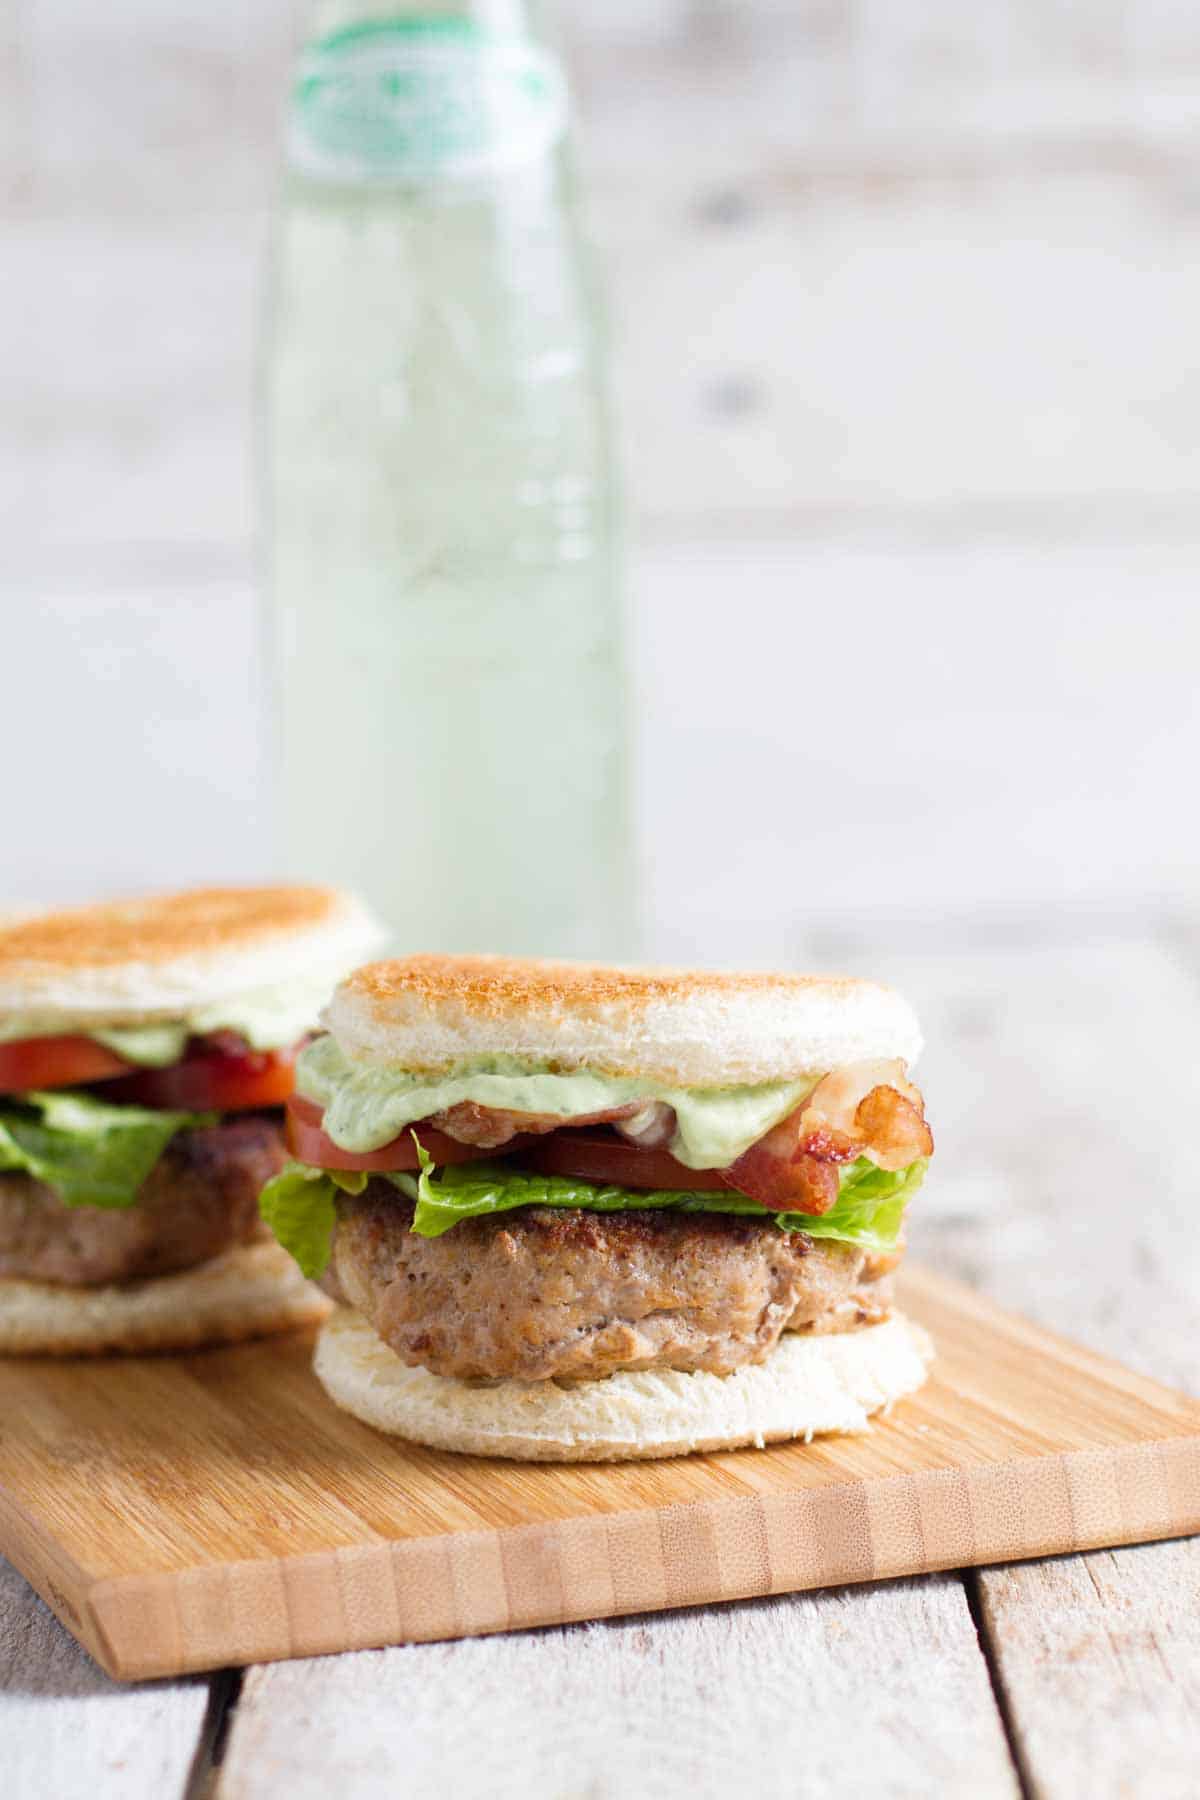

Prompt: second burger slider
[{"left": 0, "top": 884, "right": 380, "bottom": 1352}]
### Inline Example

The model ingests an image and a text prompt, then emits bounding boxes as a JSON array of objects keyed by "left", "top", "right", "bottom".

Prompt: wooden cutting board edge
[
  {"left": 0, "top": 1481, "right": 113, "bottom": 1672},
  {"left": 18, "top": 1428, "right": 1198, "bottom": 1681}
]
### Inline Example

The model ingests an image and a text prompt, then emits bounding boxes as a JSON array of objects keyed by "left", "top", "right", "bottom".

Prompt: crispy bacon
[
  {"left": 802, "top": 1060, "right": 922, "bottom": 1136},
  {"left": 431, "top": 1099, "right": 645, "bottom": 1150},
  {"left": 722, "top": 1060, "right": 933, "bottom": 1214},
  {"left": 723, "top": 1144, "right": 842, "bottom": 1215},
  {"left": 852, "top": 1085, "right": 933, "bottom": 1172},
  {"left": 722, "top": 1115, "right": 858, "bottom": 1217}
]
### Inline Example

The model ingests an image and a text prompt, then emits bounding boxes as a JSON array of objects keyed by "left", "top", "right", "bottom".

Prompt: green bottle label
[{"left": 289, "top": 17, "right": 568, "bottom": 182}]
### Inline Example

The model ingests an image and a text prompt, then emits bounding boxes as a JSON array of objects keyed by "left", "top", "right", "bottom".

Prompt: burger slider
[
  {"left": 0, "top": 885, "right": 380, "bottom": 1353},
  {"left": 262, "top": 955, "right": 935, "bottom": 1462}
]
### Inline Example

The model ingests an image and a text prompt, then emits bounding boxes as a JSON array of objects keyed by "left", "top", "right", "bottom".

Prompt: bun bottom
[
  {"left": 0, "top": 1240, "right": 330, "bottom": 1355},
  {"left": 314, "top": 1306, "right": 934, "bottom": 1463}
]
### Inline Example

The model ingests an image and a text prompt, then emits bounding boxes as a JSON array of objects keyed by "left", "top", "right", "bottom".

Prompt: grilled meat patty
[
  {"left": 332, "top": 1183, "right": 898, "bottom": 1382},
  {"left": 0, "top": 1114, "right": 287, "bottom": 1286}
]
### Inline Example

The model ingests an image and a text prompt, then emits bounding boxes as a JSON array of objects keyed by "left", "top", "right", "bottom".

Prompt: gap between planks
[
  {"left": 0, "top": 1558, "right": 211, "bottom": 1800},
  {"left": 971, "top": 1541, "right": 1200, "bottom": 1800},
  {"left": 183, "top": 1668, "right": 243, "bottom": 1800},
  {"left": 210, "top": 1575, "right": 1020, "bottom": 1800},
  {"left": 965, "top": 1569, "right": 1035, "bottom": 1800}
]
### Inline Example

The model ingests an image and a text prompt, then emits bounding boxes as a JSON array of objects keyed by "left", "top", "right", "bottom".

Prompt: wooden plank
[
  {"left": 0, "top": 1558, "right": 210, "bottom": 1800},
  {"left": 590, "top": 168, "right": 1200, "bottom": 528},
  {"left": 0, "top": 1267, "right": 1195, "bottom": 1680},
  {"left": 216, "top": 1575, "right": 1018, "bottom": 1800},
  {"left": 3, "top": 222, "right": 263, "bottom": 563},
  {"left": 633, "top": 549, "right": 1200, "bottom": 961},
  {"left": 17, "top": 542, "right": 1200, "bottom": 924},
  {"left": 8, "top": 3, "right": 1200, "bottom": 570},
  {"left": 864, "top": 939, "right": 1200, "bottom": 1398},
  {"left": 9, "top": 146, "right": 1200, "bottom": 554},
  {"left": 4, "top": 578, "right": 266, "bottom": 905},
  {"left": 853, "top": 937, "right": 1200, "bottom": 1799},
  {"left": 976, "top": 1541, "right": 1200, "bottom": 1800}
]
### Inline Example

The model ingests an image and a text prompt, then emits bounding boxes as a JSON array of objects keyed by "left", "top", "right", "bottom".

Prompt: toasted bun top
[
  {"left": 0, "top": 886, "right": 384, "bottom": 1027},
  {"left": 325, "top": 954, "right": 923, "bottom": 1086}
]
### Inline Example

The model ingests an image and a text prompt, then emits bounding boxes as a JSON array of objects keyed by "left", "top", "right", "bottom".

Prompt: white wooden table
[{"left": 4, "top": 927, "right": 1198, "bottom": 1798}]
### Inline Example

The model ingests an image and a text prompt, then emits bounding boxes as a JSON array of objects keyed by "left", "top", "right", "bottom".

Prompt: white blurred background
[{"left": 5, "top": 0, "right": 1200, "bottom": 963}]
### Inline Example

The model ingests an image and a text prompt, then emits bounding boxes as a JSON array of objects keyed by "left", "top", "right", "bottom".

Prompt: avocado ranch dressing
[
  {"left": 0, "top": 972, "right": 345, "bottom": 1067},
  {"left": 296, "top": 1034, "right": 823, "bottom": 1171}
]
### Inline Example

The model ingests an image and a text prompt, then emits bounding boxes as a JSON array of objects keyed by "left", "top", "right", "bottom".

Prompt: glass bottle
[{"left": 265, "top": 0, "right": 633, "bottom": 956}]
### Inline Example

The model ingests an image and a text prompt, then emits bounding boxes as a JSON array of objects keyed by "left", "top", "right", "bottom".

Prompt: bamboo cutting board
[{"left": 0, "top": 1266, "right": 1196, "bottom": 1682}]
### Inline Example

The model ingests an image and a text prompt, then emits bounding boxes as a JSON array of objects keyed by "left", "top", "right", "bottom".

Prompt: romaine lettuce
[
  {"left": 259, "top": 1145, "right": 926, "bottom": 1277},
  {"left": 257, "top": 1161, "right": 367, "bottom": 1278},
  {"left": 405, "top": 1148, "right": 924, "bottom": 1248},
  {"left": 0, "top": 1089, "right": 214, "bottom": 1209}
]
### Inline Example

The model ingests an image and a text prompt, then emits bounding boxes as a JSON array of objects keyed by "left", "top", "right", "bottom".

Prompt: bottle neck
[
  {"left": 307, "top": 1, "right": 542, "bottom": 39},
  {"left": 289, "top": 0, "right": 567, "bottom": 186}
]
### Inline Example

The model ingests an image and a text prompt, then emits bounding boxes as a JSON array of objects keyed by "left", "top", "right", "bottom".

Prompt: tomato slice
[
  {"left": 524, "top": 1128, "right": 733, "bottom": 1193},
  {"left": 285, "top": 1093, "right": 527, "bottom": 1171},
  {"left": 0, "top": 1035, "right": 133, "bottom": 1096},
  {"left": 100, "top": 1045, "right": 300, "bottom": 1113}
]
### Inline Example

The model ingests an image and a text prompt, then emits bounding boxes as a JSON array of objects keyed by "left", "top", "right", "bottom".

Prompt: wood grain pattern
[
  {"left": 216, "top": 1577, "right": 1021, "bottom": 1800},
  {"left": 0, "top": 1266, "right": 1195, "bottom": 1682},
  {"left": 976, "top": 1541, "right": 1200, "bottom": 1800}
]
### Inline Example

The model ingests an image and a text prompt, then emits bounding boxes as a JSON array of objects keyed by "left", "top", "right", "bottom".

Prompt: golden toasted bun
[
  {"left": 326, "top": 954, "right": 923, "bottom": 1086},
  {"left": 0, "top": 1241, "right": 331, "bottom": 1356},
  {"left": 0, "top": 885, "right": 383, "bottom": 1031},
  {"left": 314, "top": 1307, "right": 933, "bottom": 1462}
]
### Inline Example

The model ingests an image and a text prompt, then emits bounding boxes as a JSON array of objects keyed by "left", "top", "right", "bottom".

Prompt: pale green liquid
[{"left": 265, "top": 2, "right": 633, "bottom": 957}]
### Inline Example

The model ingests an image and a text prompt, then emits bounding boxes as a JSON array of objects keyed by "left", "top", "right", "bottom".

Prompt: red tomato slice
[
  {"left": 524, "top": 1128, "right": 733, "bottom": 1193},
  {"left": 285, "top": 1093, "right": 526, "bottom": 1171},
  {"left": 0, "top": 1035, "right": 133, "bottom": 1096},
  {"left": 100, "top": 1045, "right": 300, "bottom": 1113}
]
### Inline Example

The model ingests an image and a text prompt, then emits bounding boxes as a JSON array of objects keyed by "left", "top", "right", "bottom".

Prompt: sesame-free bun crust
[
  {"left": 0, "top": 885, "right": 382, "bottom": 1030},
  {"left": 327, "top": 954, "right": 923, "bottom": 1086},
  {"left": 0, "top": 1241, "right": 330, "bottom": 1356},
  {"left": 314, "top": 1306, "right": 933, "bottom": 1462}
]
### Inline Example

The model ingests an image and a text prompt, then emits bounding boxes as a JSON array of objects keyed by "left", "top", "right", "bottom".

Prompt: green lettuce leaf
[
  {"left": 260, "top": 1139, "right": 926, "bottom": 1277},
  {"left": 800, "top": 1156, "right": 926, "bottom": 1252},
  {"left": 0, "top": 1089, "right": 214, "bottom": 1209},
  {"left": 409, "top": 1150, "right": 926, "bottom": 1248},
  {"left": 257, "top": 1161, "right": 368, "bottom": 1278}
]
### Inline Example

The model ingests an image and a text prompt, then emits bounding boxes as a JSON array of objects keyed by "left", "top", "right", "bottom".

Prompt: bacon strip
[
  {"left": 430, "top": 1099, "right": 646, "bottom": 1150},
  {"left": 722, "top": 1060, "right": 933, "bottom": 1214},
  {"left": 852, "top": 1085, "right": 933, "bottom": 1172},
  {"left": 723, "top": 1144, "right": 843, "bottom": 1215}
]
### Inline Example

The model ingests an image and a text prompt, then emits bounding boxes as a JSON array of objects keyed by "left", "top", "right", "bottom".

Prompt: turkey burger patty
[
  {"left": 0, "top": 1114, "right": 286, "bottom": 1287},
  {"left": 262, "top": 954, "right": 937, "bottom": 1461},
  {"left": 332, "top": 1184, "right": 899, "bottom": 1383}
]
